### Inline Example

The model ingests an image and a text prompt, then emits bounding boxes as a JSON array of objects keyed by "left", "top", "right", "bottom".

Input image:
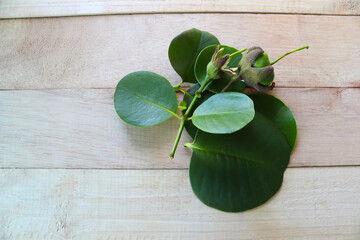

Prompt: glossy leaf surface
[
  {"left": 187, "top": 113, "right": 290, "bottom": 212},
  {"left": 182, "top": 84, "right": 213, "bottom": 138},
  {"left": 195, "top": 45, "right": 246, "bottom": 92},
  {"left": 250, "top": 94, "right": 297, "bottom": 151},
  {"left": 168, "top": 28, "right": 219, "bottom": 83},
  {"left": 192, "top": 93, "right": 255, "bottom": 134},
  {"left": 114, "top": 71, "right": 177, "bottom": 127}
]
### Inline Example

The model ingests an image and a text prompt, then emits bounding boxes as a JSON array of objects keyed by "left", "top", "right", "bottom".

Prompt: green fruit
[{"left": 253, "top": 52, "right": 275, "bottom": 86}]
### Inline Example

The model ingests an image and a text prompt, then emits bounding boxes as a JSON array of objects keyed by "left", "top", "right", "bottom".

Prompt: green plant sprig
[{"left": 113, "top": 28, "right": 308, "bottom": 212}]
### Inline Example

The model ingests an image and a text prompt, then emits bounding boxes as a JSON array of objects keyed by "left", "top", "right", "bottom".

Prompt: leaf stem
[
  {"left": 173, "top": 80, "right": 183, "bottom": 89},
  {"left": 221, "top": 75, "right": 241, "bottom": 93},
  {"left": 171, "top": 112, "right": 182, "bottom": 120},
  {"left": 229, "top": 48, "right": 247, "bottom": 58},
  {"left": 176, "top": 87, "right": 192, "bottom": 97},
  {"left": 173, "top": 80, "right": 193, "bottom": 97},
  {"left": 169, "top": 76, "right": 211, "bottom": 158},
  {"left": 270, "top": 46, "right": 309, "bottom": 65}
]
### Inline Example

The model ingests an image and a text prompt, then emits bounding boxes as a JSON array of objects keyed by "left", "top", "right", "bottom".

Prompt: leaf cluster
[{"left": 114, "top": 28, "right": 307, "bottom": 212}]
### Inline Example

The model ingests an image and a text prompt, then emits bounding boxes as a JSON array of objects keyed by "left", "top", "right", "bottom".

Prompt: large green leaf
[
  {"left": 250, "top": 94, "right": 297, "bottom": 151},
  {"left": 192, "top": 93, "right": 255, "bottom": 134},
  {"left": 186, "top": 113, "right": 290, "bottom": 212},
  {"left": 114, "top": 71, "right": 178, "bottom": 127},
  {"left": 195, "top": 45, "right": 246, "bottom": 93},
  {"left": 182, "top": 84, "right": 214, "bottom": 138},
  {"left": 168, "top": 28, "right": 219, "bottom": 83}
]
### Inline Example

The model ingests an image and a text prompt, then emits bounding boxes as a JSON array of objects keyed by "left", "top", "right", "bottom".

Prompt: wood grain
[
  {"left": 1, "top": 3, "right": 359, "bottom": 239},
  {"left": 1, "top": 14, "right": 360, "bottom": 89},
  {"left": 1, "top": 0, "right": 360, "bottom": 19},
  {"left": 1, "top": 88, "right": 359, "bottom": 168},
  {"left": 1, "top": 168, "right": 359, "bottom": 239}
]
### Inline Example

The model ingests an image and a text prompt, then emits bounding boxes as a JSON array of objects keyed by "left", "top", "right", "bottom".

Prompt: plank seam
[
  {"left": 1, "top": 86, "right": 360, "bottom": 91},
  {"left": 2, "top": 11, "right": 360, "bottom": 20},
  {"left": 1, "top": 165, "right": 360, "bottom": 170}
]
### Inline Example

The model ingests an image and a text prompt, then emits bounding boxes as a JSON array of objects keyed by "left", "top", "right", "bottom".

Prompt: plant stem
[
  {"left": 183, "top": 76, "right": 209, "bottom": 117},
  {"left": 169, "top": 76, "right": 211, "bottom": 158},
  {"left": 169, "top": 118, "right": 186, "bottom": 158},
  {"left": 221, "top": 75, "right": 241, "bottom": 92},
  {"left": 229, "top": 48, "right": 247, "bottom": 58},
  {"left": 270, "top": 46, "right": 309, "bottom": 65}
]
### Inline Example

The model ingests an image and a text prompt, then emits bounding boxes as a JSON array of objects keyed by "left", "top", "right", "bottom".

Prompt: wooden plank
[
  {"left": 1, "top": 14, "right": 360, "bottom": 89},
  {"left": 1, "top": 88, "right": 359, "bottom": 168},
  {"left": 1, "top": 0, "right": 360, "bottom": 19},
  {"left": 1, "top": 168, "right": 360, "bottom": 239}
]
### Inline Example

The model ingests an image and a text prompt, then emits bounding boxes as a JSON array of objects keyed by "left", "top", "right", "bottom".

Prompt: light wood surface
[
  {"left": 1, "top": 1, "right": 360, "bottom": 238},
  {"left": 1, "top": 88, "right": 360, "bottom": 168},
  {"left": 1, "top": 0, "right": 360, "bottom": 19},
  {"left": 1, "top": 168, "right": 360, "bottom": 239},
  {"left": 1, "top": 14, "right": 360, "bottom": 89}
]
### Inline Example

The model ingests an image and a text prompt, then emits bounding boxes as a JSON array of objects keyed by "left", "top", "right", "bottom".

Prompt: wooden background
[{"left": 1, "top": 1, "right": 360, "bottom": 239}]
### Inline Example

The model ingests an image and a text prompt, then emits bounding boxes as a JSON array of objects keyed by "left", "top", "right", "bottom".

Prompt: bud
[
  {"left": 178, "top": 100, "right": 187, "bottom": 111},
  {"left": 238, "top": 46, "right": 275, "bottom": 92},
  {"left": 206, "top": 45, "right": 233, "bottom": 80},
  {"left": 253, "top": 52, "right": 275, "bottom": 86}
]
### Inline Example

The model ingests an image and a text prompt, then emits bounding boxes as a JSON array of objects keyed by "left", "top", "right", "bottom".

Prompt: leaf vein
[
  {"left": 120, "top": 87, "right": 176, "bottom": 117},
  {"left": 189, "top": 144, "right": 281, "bottom": 172},
  {"left": 194, "top": 111, "right": 253, "bottom": 118}
]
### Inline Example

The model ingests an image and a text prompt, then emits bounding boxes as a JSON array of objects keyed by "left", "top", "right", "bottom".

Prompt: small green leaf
[
  {"left": 178, "top": 100, "right": 187, "bottom": 111},
  {"left": 195, "top": 45, "right": 246, "bottom": 93},
  {"left": 168, "top": 28, "right": 219, "bottom": 83},
  {"left": 187, "top": 113, "right": 290, "bottom": 212},
  {"left": 182, "top": 83, "right": 214, "bottom": 139},
  {"left": 192, "top": 92, "right": 255, "bottom": 134},
  {"left": 114, "top": 71, "right": 178, "bottom": 127},
  {"left": 250, "top": 94, "right": 297, "bottom": 151}
]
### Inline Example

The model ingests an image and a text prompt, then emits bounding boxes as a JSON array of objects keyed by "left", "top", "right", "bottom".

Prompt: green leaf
[
  {"left": 186, "top": 113, "right": 290, "bottom": 212},
  {"left": 168, "top": 28, "right": 220, "bottom": 83},
  {"left": 195, "top": 45, "right": 246, "bottom": 93},
  {"left": 182, "top": 83, "right": 214, "bottom": 139},
  {"left": 250, "top": 94, "right": 297, "bottom": 151},
  {"left": 192, "top": 93, "right": 255, "bottom": 134},
  {"left": 178, "top": 100, "right": 187, "bottom": 111},
  {"left": 114, "top": 71, "right": 178, "bottom": 127}
]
